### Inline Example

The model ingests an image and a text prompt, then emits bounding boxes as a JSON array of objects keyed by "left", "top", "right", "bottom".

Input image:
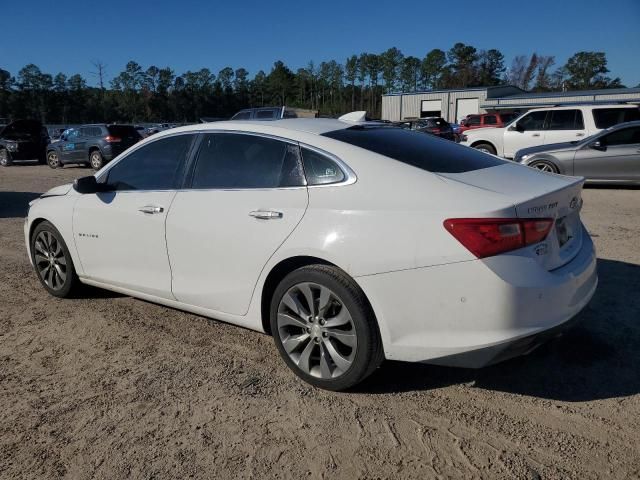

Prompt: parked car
[
  {"left": 459, "top": 104, "right": 640, "bottom": 158},
  {"left": 25, "top": 117, "right": 597, "bottom": 390},
  {"left": 399, "top": 117, "right": 455, "bottom": 141},
  {"left": 0, "top": 119, "right": 50, "bottom": 166},
  {"left": 458, "top": 112, "right": 518, "bottom": 134},
  {"left": 516, "top": 121, "right": 640, "bottom": 184},
  {"left": 134, "top": 125, "right": 149, "bottom": 139},
  {"left": 45, "top": 124, "right": 141, "bottom": 170},
  {"left": 231, "top": 106, "right": 318, "bottom": 120}
]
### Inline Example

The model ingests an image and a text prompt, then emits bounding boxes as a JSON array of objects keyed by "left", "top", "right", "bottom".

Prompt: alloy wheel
[
  {"left": 277, "top": 282, "right": 357, "bottom": 379},
  {"left": 532, "top": 162, "right": 555, "bottom": 173},
  {"left": 33, "top": 231, "right": 68, "bottom": 291},
  {"left": 47, "top": 152, "right": 59, "bottom": 168},
  {"left": 90, "top": 152, "right": 102, "bottom": 169},
  {"left": 0, "top": 149, "right": 8, "bottom": 166}
]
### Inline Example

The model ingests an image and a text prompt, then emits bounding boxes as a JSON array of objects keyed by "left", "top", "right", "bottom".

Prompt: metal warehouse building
[{"left": 381, "top": 86, "right": 640, "bottom": 123}]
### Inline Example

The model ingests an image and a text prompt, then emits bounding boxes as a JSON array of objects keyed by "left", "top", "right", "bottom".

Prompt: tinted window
[
  {"left": 301, "top": 148, "right": 346, "bottom": 185},
  {"left": 602, "top": 127, "right": 640, "bottom": 146},
  {"left": 232, "top": 111, "right": 252, "bottom": 120},
  {"left": 467, "top": 116, "right": 481, "bottom": 126},
  {"left": 107, "top": 125, "right": 140, "bottom": 140},
  {"left": 484, "top": 115, "right": 497, "bottom": 125},
  {"left": 191, "top": 133, "right": 304, "bottom": 189},
  {"left": 593, "top": 108, "right": 640, "bottom": 129},
  {"left": 322, "top": 126, "right": 503, "bottom": 173},
  {"left": 548, "top": 110, "right": 584, "bottom": 130},
  {"left": 518, "top": 111, "right": 547, "bottom": 130},
  {"left": 256, "top": 109, "right": 278, "bottom": 119},
  {"left": 106, "top": 134, "right": 193, "bottom": 191},
  {"left": 500, "top": 113, "right": 517, "bottom": 124}
]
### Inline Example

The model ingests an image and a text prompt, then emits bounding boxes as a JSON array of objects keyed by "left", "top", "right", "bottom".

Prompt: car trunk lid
[{"left": 438, "top": 162, "right": 585, "bottom": 270}]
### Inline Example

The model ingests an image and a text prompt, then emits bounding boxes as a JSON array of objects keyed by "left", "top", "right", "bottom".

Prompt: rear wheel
[
  {"left": 473, "top": 142, "right": 497, "bottom": 155},
  {"left": 529, "top": 160, "right": 558, "bottom": 173},
  {"left": 0, "top": 148, "right": 11, "bottom": 166},
  {"left": 31, "top": 221, "right": 79, "bottom": 298},
  {"left": 89, "top": 150, "right": 104, "bottom": 170},
  {"left": 270, "top": 265, "right": 383, "bottom": 391},
  {"left": 46, "top": 151, "right": 60, "bottom": 169}
]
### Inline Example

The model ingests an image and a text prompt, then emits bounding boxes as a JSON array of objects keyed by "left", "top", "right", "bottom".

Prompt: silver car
[{"left": 515, "top": 121, "right": 640, "bottom": 184}]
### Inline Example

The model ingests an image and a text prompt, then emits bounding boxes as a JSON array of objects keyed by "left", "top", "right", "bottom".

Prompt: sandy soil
[{"left": 1, "top": 164, "right": 639, "bottom": 479}]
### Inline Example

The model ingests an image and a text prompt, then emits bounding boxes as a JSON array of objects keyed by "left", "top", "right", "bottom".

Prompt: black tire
[
  {"left": 46, "top": 151, "right": 60, "bottom": 169},
  {"left": 473, "top": 142, "right": 497, "bottom": 155},
  {"left": 89, "top": 150, "right": 104, "bottom": 170},
  {"left": 270, "top": 265, "right": 384, "bottom": 391},
  {"left": 529, "top": 160, "right": 559, "bottom": 174},
  {"left": 0, "top": 148, "right": 12, "bottom": 166},
  {"left": 30, "top": 221, "right": 79, "bottom": 298}
]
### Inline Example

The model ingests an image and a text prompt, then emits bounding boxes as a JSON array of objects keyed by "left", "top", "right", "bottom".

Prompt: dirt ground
[{"left": 1, "top": 164, "right": 639, "bottom": 479}]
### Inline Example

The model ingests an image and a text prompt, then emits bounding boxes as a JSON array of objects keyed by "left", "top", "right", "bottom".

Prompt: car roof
[
  {"left": 160, "top": 118, "right": 355, "bottom": 137},
  {"left": 528, "top": 104, "right": 638, "bottom": 112}
]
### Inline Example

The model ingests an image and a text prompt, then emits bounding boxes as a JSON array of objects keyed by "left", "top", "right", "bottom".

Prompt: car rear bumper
[{"left": 355, "top": 226, "right": 597, "bottom": 367}]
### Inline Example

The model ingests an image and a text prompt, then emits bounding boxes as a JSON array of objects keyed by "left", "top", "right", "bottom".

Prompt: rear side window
[
  {"left": 256, "top": 109, "right": 278, "bottom": 120},
  {"left": 484, "top": 115, "right": 498, "bottom": 125},
  {"left": 548, "top": 110, "right": 584, "bottom": 130},
  {"left": 301, "top": 148, "right": 345, "bottom": 185},
  {"left": 593, "top": 108, "right": 640, "bottom": 129},
  {"left": 191, "top": 133, "right": 305, "bottom": 189},
  {"left": 322, "top": 127, "right": 503, "bottom": 173},
  {"left": 106, "top": 134, "right": 193, "bottom": 191}
]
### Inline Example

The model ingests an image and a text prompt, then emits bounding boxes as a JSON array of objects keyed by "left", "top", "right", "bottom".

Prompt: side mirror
[
  {"left": 512, "top": 122, "right": 524, "bottom": 132},
  {"left": 590, "top": 141, "right": 606, "bottom": 151},
  {"left": 73, "top": 176, "right": 109, "bottom": 194}
]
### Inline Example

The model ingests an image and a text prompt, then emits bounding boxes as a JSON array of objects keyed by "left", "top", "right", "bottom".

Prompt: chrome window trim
[{"left": 299, "top": 142, "right": 357, "bottom": 188}]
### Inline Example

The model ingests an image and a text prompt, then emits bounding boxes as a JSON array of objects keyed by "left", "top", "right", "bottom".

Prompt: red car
[{"left": 458, "top": 113, "right": 518, "bottom": 134}]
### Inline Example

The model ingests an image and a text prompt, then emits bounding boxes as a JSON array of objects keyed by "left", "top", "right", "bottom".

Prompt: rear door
[
  {"left": 574, "top": 126, "right": 640, "bottom": 181},
  {"left": 503, "top": 110, "right": 548, "bottom": 158},
  {"left": 544, "top": 109, "right": 587, "bottom": 145},
  {"left": 166, "top": 132, "right": 308, "bottom": 315}
]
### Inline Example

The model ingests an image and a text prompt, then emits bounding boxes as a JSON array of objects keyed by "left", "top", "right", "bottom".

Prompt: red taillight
[
  {"left": 443, "top": 218, "right": 554, "bottom": 258},
  {"left": 431, "top": 128, "right": 441, "bottom": 134},
  {"left": 104, "top": 135, "right": 121, "bottom": 143}
]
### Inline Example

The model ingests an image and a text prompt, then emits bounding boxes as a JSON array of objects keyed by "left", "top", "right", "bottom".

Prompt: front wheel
[
  {"left": 0, "top": 148, "right": 11, "bottom": 166},
  {"left": 31, "top": 221, "right": 79, "bottom": 298},
  {"left": 473, "top": 142, "right": 497, "bottom": 155},
  {"left": 529, "top": 160, "right": 559, "bottom": 174},
  {"left": 270, "top": 265, "right": 383, "bottom": 391}
]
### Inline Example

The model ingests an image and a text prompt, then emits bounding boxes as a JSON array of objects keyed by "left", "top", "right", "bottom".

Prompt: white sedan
[{"left": 25, "top": 116, "right": 598, "bottom": 390}]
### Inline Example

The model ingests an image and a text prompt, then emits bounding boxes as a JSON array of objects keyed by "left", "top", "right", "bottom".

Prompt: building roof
[{"left": 497, "top": 87, "right": 640, "bottom": 100}]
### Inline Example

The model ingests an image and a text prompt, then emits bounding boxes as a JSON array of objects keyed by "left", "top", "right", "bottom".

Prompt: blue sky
[{"left": 3, "top": 0, "right": 639, "bottom": 87}]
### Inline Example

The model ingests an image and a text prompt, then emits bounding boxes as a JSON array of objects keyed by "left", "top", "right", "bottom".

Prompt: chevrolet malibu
[{"left": 25, "top": 117, "right": 598, "bottom": 390}]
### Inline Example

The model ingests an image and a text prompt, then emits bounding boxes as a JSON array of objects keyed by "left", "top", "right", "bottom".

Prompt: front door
[
  {"left": 58, "top": 128, "right": 85, "bottom": 163},
  {"left": 166, "top": 132, "right": 309, "bottom": 315},
  {"left": 574, "top": 126, "right": 640, "bottom": 181},
  {"left": 72, "top": 133, "right": 195, "bottom": 298},
  {"left": 503, "top": 110, "right": 548, "bottom": 158}
]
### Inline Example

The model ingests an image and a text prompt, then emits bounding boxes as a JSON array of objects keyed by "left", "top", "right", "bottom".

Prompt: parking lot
[{"left": 1, "top": 164, "right": 639, "bottom": 479}]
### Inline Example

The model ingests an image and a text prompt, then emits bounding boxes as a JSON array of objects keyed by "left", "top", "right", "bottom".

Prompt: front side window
[
  {"left": 191, "top": 133, "right": 305, "bottom": 189},
  {"left": 256, "top": 109, "right": 278, "bottom": 120},
  {"left": 105, "top": 134, "right": 193, "bottom": 191},
  {"left": 548, "top": 110, "right": 584, "bottom": 130},
  {"left": 602, "top": 127, "right": 640, "bottom": 146},
  {"left": 518, "top": 111, "right": 547, "bottom": 131},
  {"left": 593, "top": 108, "right": 640, "bottom": 129},
  {"left": 232, "top": 111, "right": 251, "bottom": 120},
  {"left": 467, "top": 116, "right": 481, "bottom": 126},
  {"left": 484, "top": 115, "right": 497, "bottom": 125},
  {"left": 301, "top": 148, "right": 346, "bottom": 185}
]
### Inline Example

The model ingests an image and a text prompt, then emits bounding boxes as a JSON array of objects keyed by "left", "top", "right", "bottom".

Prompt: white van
[{"left": 459, "top": 104, "right": 640, "bottom": 158}]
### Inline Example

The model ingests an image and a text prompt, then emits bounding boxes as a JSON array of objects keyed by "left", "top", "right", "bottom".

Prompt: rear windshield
[
  {"left": 107, "top": 125, "right": 141, "bottom": 139},
  {"left": 593, "top": 108, "right": 640, "bottom": 129},
  {"left": 322, "top": 126, "right": 504, "bottom": 173}
]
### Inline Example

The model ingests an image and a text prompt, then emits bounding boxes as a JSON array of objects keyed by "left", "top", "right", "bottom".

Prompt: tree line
[{"left": 0, "top": 44, "right": 627, "bottom": 125}]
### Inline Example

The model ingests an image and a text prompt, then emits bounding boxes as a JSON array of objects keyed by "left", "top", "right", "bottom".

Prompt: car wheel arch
[{"left": 470, "top": 140, "right": 496, "bottom": 151}]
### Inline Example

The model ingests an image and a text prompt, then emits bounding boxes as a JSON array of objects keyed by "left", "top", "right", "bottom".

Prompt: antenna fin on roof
[{"left": 338, "top": 111, "right": 367, "bottom": 123}]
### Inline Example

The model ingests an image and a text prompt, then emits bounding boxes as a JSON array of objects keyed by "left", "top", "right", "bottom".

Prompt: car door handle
[
  {"left": 249, "top": 210, "right": 283, "bottom": 220},
  {"left": 531, "top": 133, "right": 541, "bottom": 137},
  {"left": 138, "top": 205, "right": 164, "bottom": 214}
]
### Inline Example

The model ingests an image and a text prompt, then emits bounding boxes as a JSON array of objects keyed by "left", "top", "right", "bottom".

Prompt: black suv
[
  {"left": 46, "top": 124, "right": 141, "bottom": 169},
  {"left": 0, "top": 119, "right": 50, "bottom": 166}
]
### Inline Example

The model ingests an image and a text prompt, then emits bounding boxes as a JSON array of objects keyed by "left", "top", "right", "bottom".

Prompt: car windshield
[{"left": 322, "top": 125, "right": 504, "bottom": 173}]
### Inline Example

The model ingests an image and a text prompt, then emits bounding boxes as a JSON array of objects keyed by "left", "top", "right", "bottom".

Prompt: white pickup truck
[{"left": 459, "top": 104, "right": 640, "bottom": 158}]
